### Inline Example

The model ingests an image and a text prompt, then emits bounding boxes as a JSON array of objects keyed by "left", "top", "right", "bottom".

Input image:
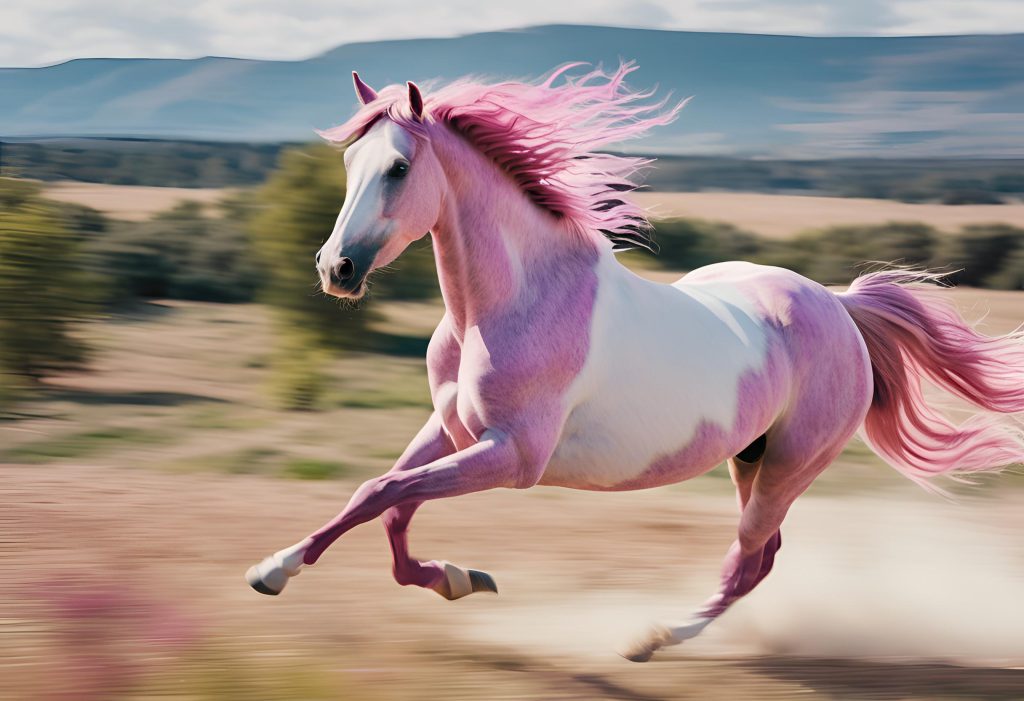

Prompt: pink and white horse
[{"left": 247, "top": 64, "right": 1024, "bottom": 661}]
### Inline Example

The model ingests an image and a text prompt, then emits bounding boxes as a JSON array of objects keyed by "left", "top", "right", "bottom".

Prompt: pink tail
[{"left": 837, "top": 270, "right": 1024, "bottom": 485}]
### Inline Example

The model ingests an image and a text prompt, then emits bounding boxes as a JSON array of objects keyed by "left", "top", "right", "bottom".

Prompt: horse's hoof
[
  {"left": 246, "top": 565, "right": 282, "bottom": 596},
  {"left": 618, "top": 625, "right": 671, "bottom": 663},
  {"left": 246, "top": 561, "right": 289, "bottom": 596},
  {"left": 469, "top": 569, "right": 498, "bottom": 595},
  {"left": 433, "top": 562, "right": 498, "bottom": 600},
  {"left": 245, "top": 543, "right": 308, "bottom": 596},
  {"left": 620, "top": 646, "right": 656, "bottom": 663}
]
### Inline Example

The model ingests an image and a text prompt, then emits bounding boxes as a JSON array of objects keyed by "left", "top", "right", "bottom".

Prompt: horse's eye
[{"left": 387, "top": 161, "right": 410, "bottom": 179}]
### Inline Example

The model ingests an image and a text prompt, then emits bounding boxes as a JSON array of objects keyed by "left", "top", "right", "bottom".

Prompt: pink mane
[{"left": 319, "top": 63, "right": 685, "bottom": 250}]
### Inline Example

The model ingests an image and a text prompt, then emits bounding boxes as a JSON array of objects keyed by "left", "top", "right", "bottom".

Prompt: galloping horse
[{"left": 247, "top": 64, "right": 1024, "bottom": 661}]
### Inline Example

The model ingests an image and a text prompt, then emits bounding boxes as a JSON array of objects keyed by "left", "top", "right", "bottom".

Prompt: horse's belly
[
  {"left": 540, "top": 262, "right": 779, "bottom": 491},
  {"left": 542, "top": 367, "right": 758, "bottom": 490}
]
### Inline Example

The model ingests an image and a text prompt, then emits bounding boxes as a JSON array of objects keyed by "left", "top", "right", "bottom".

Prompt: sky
[{"left": 3, "top": 0, "right": 1024, "bottom": 67}]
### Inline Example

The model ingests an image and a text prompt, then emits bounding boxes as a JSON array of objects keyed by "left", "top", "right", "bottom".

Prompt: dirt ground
[
  {"left": 2, "top": 289, "right": 1024, "bottom": 699},
  {"left": 2, "top": 464, "right": 1023, "bottom": 700}
]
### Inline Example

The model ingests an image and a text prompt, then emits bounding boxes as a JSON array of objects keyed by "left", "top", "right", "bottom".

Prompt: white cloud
[{"left": 1, "top": 0, "right": 1022, "bottom": 67}]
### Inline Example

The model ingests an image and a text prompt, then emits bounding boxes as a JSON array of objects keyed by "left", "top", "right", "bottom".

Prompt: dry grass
[
  {"left": 43, "top": 181, "right": 233, "bottom": 220},
  {"left": 40, "top": 181, "right": 1024, "bottom": 237},
  {"left": 631, "top": 191, "right": 1024, "bottom": 238}
]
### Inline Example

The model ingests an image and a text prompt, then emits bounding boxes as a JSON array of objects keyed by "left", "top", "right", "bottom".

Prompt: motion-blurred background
[{"left": 2, "top": 6, "right": 1023, "bottom": 700}]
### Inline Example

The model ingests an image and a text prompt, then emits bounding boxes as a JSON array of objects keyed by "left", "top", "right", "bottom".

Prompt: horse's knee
[{"left": 382, "top": 502, "right": 415, "bottom": 531}]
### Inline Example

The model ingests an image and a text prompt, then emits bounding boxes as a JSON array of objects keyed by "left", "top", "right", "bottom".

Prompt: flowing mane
[{"left": 319, "top": 63, "right": 685, "bottom": 250}]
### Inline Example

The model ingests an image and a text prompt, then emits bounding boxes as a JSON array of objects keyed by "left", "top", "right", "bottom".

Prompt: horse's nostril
[
  {"left": 315, "top": 250, "right": 322, "bottom": 266},
  {"left": 330, "top": 257, "right": 356, "bottom": 286}
]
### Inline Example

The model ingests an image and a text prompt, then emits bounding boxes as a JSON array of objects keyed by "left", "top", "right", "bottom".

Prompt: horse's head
[{"left": 316, "top": 74, "right": 444, "bottom": 299}]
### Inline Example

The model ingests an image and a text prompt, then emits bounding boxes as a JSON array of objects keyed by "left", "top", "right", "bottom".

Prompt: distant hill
[{"left": 3, "top": 25, "right": 1023, "bottom": 157}]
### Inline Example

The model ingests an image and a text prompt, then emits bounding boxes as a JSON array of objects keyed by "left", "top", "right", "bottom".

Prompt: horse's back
[{"left": 679, "top": 261, "right": 871, "bottom": 382}]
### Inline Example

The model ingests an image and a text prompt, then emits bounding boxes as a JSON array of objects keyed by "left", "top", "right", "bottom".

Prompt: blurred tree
[
  {"left": 89, "top": 200, "right": 262, "bottom": 303},
  {"left": 248, "top": 144, "right": 367, "bottom": 409},
  {"left": 783, "top": 222, "right": 938, "bottom": 284},
  {"left": 651, "top": 218, "right": 764, "bottom": 271},
  {"left": 0, "top": 178, "right": 97, "bottom": 404},
  {"left": 936, "top": 224, "right": 1024, "bottom": 287},
  {"left": 986, "top": 248, "right": 1024, "bottom": 291},
  {"left": 250, "top": 144, "right": 372, "bottom": 345}
]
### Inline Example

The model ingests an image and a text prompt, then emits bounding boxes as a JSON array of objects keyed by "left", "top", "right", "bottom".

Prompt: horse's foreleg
[
  {"left": 246, "top": 430, "right": 534, "bottom": 598},
  {"left": 378, "top": 414, "right": 490, "bottom": 597}
]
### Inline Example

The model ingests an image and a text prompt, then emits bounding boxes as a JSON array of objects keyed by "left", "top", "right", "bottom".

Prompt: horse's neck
[{"left": 428, "top": 129, "right": 602, "bottom": 335}]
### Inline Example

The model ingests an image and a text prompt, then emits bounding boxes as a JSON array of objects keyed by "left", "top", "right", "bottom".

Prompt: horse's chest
[{"left": 432, "top": 313, "right": 593, "bottom": 451}]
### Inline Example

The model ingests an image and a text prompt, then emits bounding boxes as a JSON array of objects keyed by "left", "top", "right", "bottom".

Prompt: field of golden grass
[
  {"left": 630, "top": 191, "right": 1024, "bottom": 238},
  {"left": 2, "top": 280, "right": 1023, "bottom": 699},
  {"left": 41, "top": 180, "right": 1024, "bottom": 237},
  {"left": 43, "top": 181, "right": 233, "bottom": 220}
]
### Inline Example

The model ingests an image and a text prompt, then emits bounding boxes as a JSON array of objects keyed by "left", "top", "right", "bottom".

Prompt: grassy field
[
  {"left": 2, "top": 276, "right": 1023, "bottom": 698},
  {"left": 630, "top": 191, "right": 1024, "bottom": 238},
  {"left": 41, "top": 180, "right": 1024, "bottom": 236},
  {"left": 43, "top": 181, "right": 234, "bottom": 220}
]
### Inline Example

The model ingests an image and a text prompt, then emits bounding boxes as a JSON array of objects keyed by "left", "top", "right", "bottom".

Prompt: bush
[
  {"left": 652, "top": 218, "right": 764, "bottom": 271},
  {"left": 643, "top": 218, "right": 1024, "bottom": 292},
  {"left": 985, "top": 247, "right": 1024, "bottom": 290},
  {"left": 936, "top": 224, "right": 1024, "bottom": 287},
  {"left": 90, "top": 200, "right": 262, "bottom": 303},
  {"left": 648, "top": 218, "right": 940, "bottom": 286},
  {"left": 786, "top": 222, "right": 939, "bottom": 283},
  {"left": 0, "top": 178, "right": 98, "bottom": 399}
]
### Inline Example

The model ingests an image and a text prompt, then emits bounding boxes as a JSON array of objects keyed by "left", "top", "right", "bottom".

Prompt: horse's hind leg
[
  {"left": 624, "top": 384, "right": 870, "bottom": 662},
  {"left": 619, "top": 276, "right": 876, "bottom": 662},
  {"left": 622, "top": 441, "right": 839, "bottom": 662}
]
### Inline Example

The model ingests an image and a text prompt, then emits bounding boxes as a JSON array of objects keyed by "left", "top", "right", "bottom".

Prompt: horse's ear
[
  {"left": 407, "top": 81, "right": 424, "bottom": 119},
  {"left": 352, "top": 71, "right": 377, "bottom": 105}
]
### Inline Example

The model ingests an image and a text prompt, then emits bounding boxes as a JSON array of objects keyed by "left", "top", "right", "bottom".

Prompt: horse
[{"left": 246, "top": 64, "right": 1024, "bottom": 662}]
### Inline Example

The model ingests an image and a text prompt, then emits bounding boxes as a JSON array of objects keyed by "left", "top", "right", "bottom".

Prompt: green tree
[
  {"left": 0, "top": 179, "right": 97, "bottom": 403},
  {"left": 248, "top": 144, "right": 368, "bottom": 408},
  {"left": 250, "top": 144, "right": 373, "bottom": 343},
  {"left": 248, "top": 142, "right": 442, "bottom": 407}
]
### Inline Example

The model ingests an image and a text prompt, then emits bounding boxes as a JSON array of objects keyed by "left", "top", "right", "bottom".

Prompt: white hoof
[
  {"left": 246, "top": 541, "right": 308, "bottom": 596},
  {"left": 618, "top": 617, "right": 713, "bottom": 663}
]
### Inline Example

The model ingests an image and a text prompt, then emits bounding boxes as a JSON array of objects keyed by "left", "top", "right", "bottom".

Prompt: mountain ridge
[{"left": 3, "top": 24, "right": 1022, "bottom": 156}]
